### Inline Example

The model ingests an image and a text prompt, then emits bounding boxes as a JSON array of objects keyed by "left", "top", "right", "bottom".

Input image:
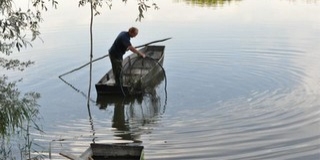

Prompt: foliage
[
  {"left": 78, "top": 0, "right": 159, "bottom": 21},
  {"left": 174, "top": 0, "right": 241, "bottom": 7},
  {"left": 0, "top": 76, "right": 40, "bottom": 136},
  {"left": 1, "top": 0, "right": 55, "bottom": 158},
  {"left": 78, "top": 0, "right": 112, "bottom": 16},
  {"left": 0, "top": 57, "right": 34, "bottom": 71},
  {"left": 0, "top": 0, "right": 56, "bottom": 136},
  {"left": 0, "top": 0, "right": 58, "bottom": 55},
  {"left": 1, "top": 0, "right": 58, "bottom": 93},
  {"left": 0, "top": 74, "right": 42, "bottom": 159},
  {"left": 136, "top": 0, "right": 159, "bottom": 21}
]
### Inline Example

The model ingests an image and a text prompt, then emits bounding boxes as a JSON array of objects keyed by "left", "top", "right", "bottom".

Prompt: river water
[{"left": 5, "top": 0, "right": 320, "bottom": 159}]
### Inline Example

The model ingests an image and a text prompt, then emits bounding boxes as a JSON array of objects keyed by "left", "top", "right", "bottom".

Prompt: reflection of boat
[
  {"left": 96, "top": 94, "right": 142, "bottom": 109},
  {"left": 96, "top": 68, "right": 165, "bottom": 108},
  {"left": 82, "top": 66, "right": 166, "bottom": 160},
  {"left": 95, "top": 71, "right": 167, "bottom": 143},
  {"left": 62, "top": 79, "right": 166, "bottom": 160},
  {"left": 95, "top": 45, "right": 165, "bottom": 95}
]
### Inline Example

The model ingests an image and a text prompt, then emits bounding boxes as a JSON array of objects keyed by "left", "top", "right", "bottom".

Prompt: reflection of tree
[
  {"left": 174, "top": 0, "right": 241, "bottom": 7},
  {"left": 288, "top": 0, "right": 319, "bottom": 4}
]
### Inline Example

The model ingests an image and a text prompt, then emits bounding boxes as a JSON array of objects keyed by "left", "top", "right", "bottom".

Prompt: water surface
[{"left": 5, "top": 0, "right": 320, "bottom": 159}]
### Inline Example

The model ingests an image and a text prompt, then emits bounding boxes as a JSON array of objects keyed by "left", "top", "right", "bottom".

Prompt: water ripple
[{"left": 142, "top": 43, "right": 320, "bottom": 159}]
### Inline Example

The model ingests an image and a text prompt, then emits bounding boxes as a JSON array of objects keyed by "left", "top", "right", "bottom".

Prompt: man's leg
[{"left": 110, "top": 55, "right": 122, "bottom": 85}]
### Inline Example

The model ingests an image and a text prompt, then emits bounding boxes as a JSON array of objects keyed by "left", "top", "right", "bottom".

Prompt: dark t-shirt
[{"left": 109, "top": 31, "right": 131, "bottom": 60}]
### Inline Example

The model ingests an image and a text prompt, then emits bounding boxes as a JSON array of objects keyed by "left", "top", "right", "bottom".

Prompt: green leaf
[{"left": 16, "top": 42, "right": 20, "bottom": 51}]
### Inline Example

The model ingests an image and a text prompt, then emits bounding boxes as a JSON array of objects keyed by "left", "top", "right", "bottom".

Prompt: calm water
[{"left": 4, "top": 0, "right": 320, "bottom": 159}]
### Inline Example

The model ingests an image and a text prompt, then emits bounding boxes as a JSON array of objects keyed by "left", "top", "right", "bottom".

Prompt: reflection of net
[
  {"left": 121, "top": 56, "right": 167, "bottom": 126},
  {"left": 121, "top": 56, "right": 165, "bottom": 96},
  {"left": 126, "top": 92, "right": 165, "bottom": 127}
]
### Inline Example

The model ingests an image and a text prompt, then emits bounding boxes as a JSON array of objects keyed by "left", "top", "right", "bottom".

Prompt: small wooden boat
[
  {"left": 95, "top": 45, "right": 165, "bottom": 95},
  {"left": 60, "top": 143, "right": 144, "bottom": 160}
]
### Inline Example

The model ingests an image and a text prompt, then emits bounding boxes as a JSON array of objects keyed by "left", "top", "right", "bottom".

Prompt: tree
[
  {"left": 1, "top": 0, "right": 57, "bottom": 132},
  {"left": 0, "top": 0, "right": 58, "bottom": 55},
  {"left": 1, "top": 0, "right": 57, "bottom": 159},
  {"left": 175, "top": 0, "right": 241, "bottom": 7},
  {"left": 78, "top": 0, "right": 159, "bottom": 21}
]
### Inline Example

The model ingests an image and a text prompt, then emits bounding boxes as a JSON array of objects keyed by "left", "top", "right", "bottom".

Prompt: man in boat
[{"left": 109, "top": 27, "right": 146, "bottom": 86}]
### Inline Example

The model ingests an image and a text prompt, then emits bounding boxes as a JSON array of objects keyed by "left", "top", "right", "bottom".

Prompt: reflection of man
[
  {"left": 112, "top": 102, "right": 141, "bottom": 143},
  {"left": 109, "top": 27, "right": 146, "bottom": 86},
  {"left": 112, "top": 103, "right": 127, "bottom": 131}
]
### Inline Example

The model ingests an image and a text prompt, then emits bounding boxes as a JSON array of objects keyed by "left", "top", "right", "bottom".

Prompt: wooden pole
[{"left": 58, "top": 37, "right": 172, "bottom": 78}]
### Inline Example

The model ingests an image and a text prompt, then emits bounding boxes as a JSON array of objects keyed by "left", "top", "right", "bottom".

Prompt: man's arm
[{"left": 128, "top": 45, "right": 146, "bottom": 58}]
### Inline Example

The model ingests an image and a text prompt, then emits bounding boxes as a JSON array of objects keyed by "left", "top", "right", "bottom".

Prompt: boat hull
[
  {"left": 95, "top": 45, "right": 165, "bottom": 95},
  {"left": 79, "top": 143, "right": 144, "bottom": 160}
]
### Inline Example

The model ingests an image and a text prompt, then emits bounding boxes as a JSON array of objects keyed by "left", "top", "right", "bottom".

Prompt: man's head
[{"left": 128, "top": 27, "right": 139, "bottom": 38}]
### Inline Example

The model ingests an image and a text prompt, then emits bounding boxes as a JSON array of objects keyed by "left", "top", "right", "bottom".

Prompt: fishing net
[{"left": 120, "top": 56, "right": 167, "bottom": 96}]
